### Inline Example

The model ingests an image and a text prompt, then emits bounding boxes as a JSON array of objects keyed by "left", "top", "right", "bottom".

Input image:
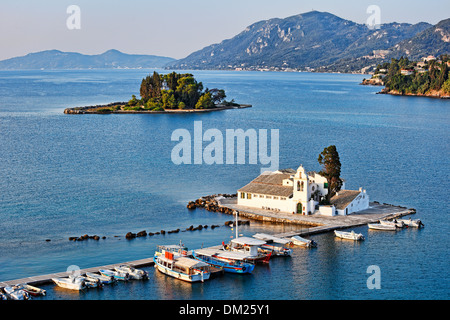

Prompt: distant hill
[
  {"left": 167, "top": 11, "right": 448, "bottom": 73},
  {"left": 389, "top": 18, "right": 450, "bottom": 60},
  {"left": 0, "top": 49, "right": 176, "bottom": 70}
]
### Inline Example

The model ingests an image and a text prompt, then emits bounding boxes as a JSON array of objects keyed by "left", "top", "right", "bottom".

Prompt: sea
[{"left": 0, "top": 69, "right": 448, "bottom": 300}]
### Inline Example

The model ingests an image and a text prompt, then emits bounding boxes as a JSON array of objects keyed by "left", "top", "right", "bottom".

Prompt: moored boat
[
  {"left": 380, "top": 219, "right": 404, "bottom": 228},
  {"left": 154, "top": 251, "right": 211, "bottom": 282},
  {"left": 224, "top": 237, "right": 271, "bottom": 263},
  {"left": 0, "top": 288, "right": 7, "bottom": 300},
  {"left": 85, "top": 272, "right": 116, "bottom": 284},
  {"left": 334, "top": 230, "right": 365, "bottom": 241},
  {"left": 114, "top": 264, "right": 148, "bottom": 280},
  {"left": 99, "top": 269, "right": 129, "bottom": 281},
  {"left": 192, "top": 248, "right": 255, "bottom": 274},
  {"left": 252, "top": 233, "right": 293, "bottom": 256},
  {"left": 398, "top": 218, "right": 424, "bottom": 228},
  {"left": 290, "top": 235, "right": 317, "bottom": 248},
  {"left": 3, "top": 285, "right": 31, "bottom": 300},
  {"left": 52, "top": 276, "right": 86, "bottom": 291},
  {"left": 368, "top": 223, "right": 397, "bottom": 231},
  {"left": 18, "top": 284, "right": 46, "bottom": 296}
]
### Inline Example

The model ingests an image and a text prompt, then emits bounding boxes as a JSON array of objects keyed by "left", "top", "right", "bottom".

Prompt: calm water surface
[{"left": 0, "top": 69, "right": 448, "bottom": 300}]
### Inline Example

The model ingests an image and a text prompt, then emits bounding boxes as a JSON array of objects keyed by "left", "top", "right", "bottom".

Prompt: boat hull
[
  {"left": 334, "top": 230, "right": 365, "bottom": 241},
  {"left": 368, "top": 223, "right": 397, "bottom": 231},
  {"left": 154, "top": 258, "right": 210, "bottom": 282},
  {"left": 52, "top": 278, "right": 85, "bottom": 291},
  {"left": 192, "top": 254, "right": 255, "bottom": 274}
]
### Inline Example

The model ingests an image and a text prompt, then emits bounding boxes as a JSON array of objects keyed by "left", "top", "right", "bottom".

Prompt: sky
[{"left": 0, "top": 0, "right": 449, "bottom": 61}]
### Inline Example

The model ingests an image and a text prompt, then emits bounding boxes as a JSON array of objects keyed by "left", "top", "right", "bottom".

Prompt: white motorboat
[
  {"left": 253, "top": 233, "right": 293, "bottom": 256},
  {"left": 85, "top": 272, "right": 116, "bottom": 284},
  {"left": 99, "top": 269, "right": 129, "bottom": 281},
  {"left": 398, "top": 218, "right": 424, "bottom": 228},
  {"left": 334, "top": 230, "right": 365, "bottom": 241},
  {"left": 290, "top": 235, "right": 317, "bottom": 248},
  {"left": 368, "top": 223, "right": 397, "bottom": 231},
  {"left": 154, "top": 252, "right": 211, "bottom": 283},
  {"left": 18, "top": 284, "right": 46, "bottom": 296},
  {"left": 114, "top": 265, "right": 148, "bottom": 280},
  {"left": 3, "top": 285, "right": 31, "bottom": 300},
  {"left": 52, "top": 276, "right": 86, "bottom": 291},
  {"left": 79, "top": 276, "right": 101, "bottom": 288},
  {"left": 380, "top": 219, "right": 404, "bottom": 228}
]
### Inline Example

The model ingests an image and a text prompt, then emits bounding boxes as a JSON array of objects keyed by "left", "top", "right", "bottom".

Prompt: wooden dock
[{"left": 0, "top": 257, "right": 155, "bottom": 288}]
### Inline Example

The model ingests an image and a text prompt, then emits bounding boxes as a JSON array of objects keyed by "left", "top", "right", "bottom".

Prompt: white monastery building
[{"left": 237, "top": 165, "right": 369, "bottom": 216}]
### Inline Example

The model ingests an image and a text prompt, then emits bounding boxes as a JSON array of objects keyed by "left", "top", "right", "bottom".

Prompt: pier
[
  {"left": 215, "top": 198, "right": 416, "bottom": 238},
  {"left": 0, "top": 257, "right": 155, "bottom": 288}
]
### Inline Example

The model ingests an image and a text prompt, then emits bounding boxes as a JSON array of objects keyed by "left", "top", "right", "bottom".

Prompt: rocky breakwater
[{"left": 187, "top": 194, "right": 237, "bottom": 214}]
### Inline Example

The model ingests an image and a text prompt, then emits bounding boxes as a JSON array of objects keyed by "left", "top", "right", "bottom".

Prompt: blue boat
[{"left": 192, "top": 248, "right": 255, "bottom": 274}]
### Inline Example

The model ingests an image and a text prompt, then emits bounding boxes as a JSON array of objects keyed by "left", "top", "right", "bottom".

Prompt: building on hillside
[{"left": 237, "top": 165, "right": 369, "bottom": 216}]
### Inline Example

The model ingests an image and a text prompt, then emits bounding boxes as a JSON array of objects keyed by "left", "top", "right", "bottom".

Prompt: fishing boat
[
  {"left": 334, "top": 230, "right": 365, "bottom": 241},
  {"left": 368, "top": 223, "right": 397, "bottom": 231},
  {"left": 380, "top": 219, "right": 404, "bottom": 228},
  {"left": 192, "top": 248, "right": 255, "bottom": 274},
  {"left": 85, "top": 272, "right": 116, "bottom": 284},
  {"left": 154, "top": 242, "right": 190, "bottom": 258},
  {"left": 252, "top": 233, "right": 293, "bottom": 256},
  {"left": 3, "top": 285, "right": 31, "bottom": 300},
  {"left": 290, "top": 235, "right": 317, "bottom": 248},
  {"left": 18, "top": 284, "right": 46, "bottom": 296},
  {"left": 99, "top": 269, "right": 129, "bottom": 281},
  {"left": 154, "top": 251, "right": 211, "bottom": 282},
  {"left": 398, "top": 218, "right": 424, "bottom": 228},
  {"left": 114, "top": 265, "right": 148, "bottom": 280},
  {"left": 52, "top": 276, "right": 86, "bottom": 291},
  {"left": 224, "top": 237, "right": 271, "bottom": 263}
]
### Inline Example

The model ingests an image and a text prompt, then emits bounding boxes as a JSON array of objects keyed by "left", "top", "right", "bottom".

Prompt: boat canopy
[
  {"left": 252, "top": 233, "right": 292, "bottom": 244},
  {"left": 195, "top": 248, "right": 250, "bottom": 261},
  {"left": 174, "top": 257, "right": 209, "bottom": 269},
  {"left": 231, "top": 237, "right": 266, "bottom": 246}
]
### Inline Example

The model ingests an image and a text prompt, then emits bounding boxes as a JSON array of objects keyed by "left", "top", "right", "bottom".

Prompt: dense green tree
[{"left": 318, "top": 145, "right": 343, "bottom": 202}]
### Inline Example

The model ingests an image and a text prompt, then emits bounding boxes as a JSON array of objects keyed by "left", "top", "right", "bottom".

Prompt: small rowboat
[
  {"left": 3, "top": 285, "right": 31, "bottom": 300},
  {"left": 99, "top": 269, "right": 129, "bottom": 281},
  {"left": 290, "top": 235, "right": 317, "bottom": 248},
  {"left": 398, "top": 218, "right": 424, "bottom": 228},
  {"left": 114, "top": 265, "right": 148, "bottom": 280},
  {"left": 334, "top": 230, "right": 365, "bottom": 241},
  {"left": 85, "top": 272, "right": 116, "bottom": 284},
  {"left": 18, "top": 284, "right": 46, "bottom": 296},
  {"left": 368, "top": 223, "right": 396, "bottom": 231},
  {"left": 380, "top": 219, "right": 404, "bottom": 228}
]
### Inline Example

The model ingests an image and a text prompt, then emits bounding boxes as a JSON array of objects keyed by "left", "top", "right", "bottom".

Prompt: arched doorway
[{"left": 296, "top": 202, "right": 302, "bottom": 214}]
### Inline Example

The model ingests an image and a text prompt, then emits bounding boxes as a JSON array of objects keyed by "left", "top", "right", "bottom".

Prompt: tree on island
[
  {"left": 133, "top": 71, "right": 228, "bottom": 111},
  {"left": 318, "top": 145, "right": 343, "bottom": 203}
]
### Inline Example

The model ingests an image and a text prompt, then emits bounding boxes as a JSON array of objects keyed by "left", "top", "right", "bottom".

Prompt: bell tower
[{"left": 293, "top": 165, "right": 310, "bottom": 214}]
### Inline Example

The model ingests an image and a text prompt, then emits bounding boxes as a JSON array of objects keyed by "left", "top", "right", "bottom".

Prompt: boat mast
[{"left": 235, "top": 210, "right": 238, "bottom": 239}]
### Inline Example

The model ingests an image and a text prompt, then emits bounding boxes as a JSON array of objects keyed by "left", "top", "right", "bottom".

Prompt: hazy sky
[{"left": 1, "top": 0, "right": 449, "bottom": 60}]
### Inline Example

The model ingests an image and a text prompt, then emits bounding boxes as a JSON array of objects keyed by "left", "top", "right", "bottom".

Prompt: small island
[
  {"left": 361, "top": 55, "right": 450, "bottom": 99},
  {"left": 64, "top": 71, "right": 251, "bottom": 114}
]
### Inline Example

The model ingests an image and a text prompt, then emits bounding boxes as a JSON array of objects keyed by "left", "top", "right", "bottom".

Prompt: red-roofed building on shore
[{"left": 237, "top": 165, "right": 369, "bottom": 216}]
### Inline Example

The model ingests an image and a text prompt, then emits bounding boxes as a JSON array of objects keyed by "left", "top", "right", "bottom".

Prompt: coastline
[
  {"left": 361, "top": 82, "right": 450, "bottom": 99},
  {"left": 64, "top": 103, "right": 252, "bottom": 114}
]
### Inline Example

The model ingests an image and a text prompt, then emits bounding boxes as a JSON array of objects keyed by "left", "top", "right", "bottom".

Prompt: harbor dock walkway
[
  {"left": 216, "top": 198, "right": 415, "bottom": 238},
  {"left": 0, "top": 257, "right": 155, "bottom": 288}
]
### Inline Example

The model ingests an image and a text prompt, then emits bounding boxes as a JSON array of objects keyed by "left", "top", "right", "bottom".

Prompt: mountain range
[
  {"left": 168, "top": 11, "right": 450, "bottom": 73},
  {"left": 0, "top": 49, "right": 175, "bottom": 70},
  {"left": 0, "top": 11, "right": 448, "bottom": 73}
]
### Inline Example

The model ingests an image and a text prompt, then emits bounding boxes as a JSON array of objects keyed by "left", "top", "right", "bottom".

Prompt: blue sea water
[{"left": 0, "top": 69, "right": 448, "bottom": 300}]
